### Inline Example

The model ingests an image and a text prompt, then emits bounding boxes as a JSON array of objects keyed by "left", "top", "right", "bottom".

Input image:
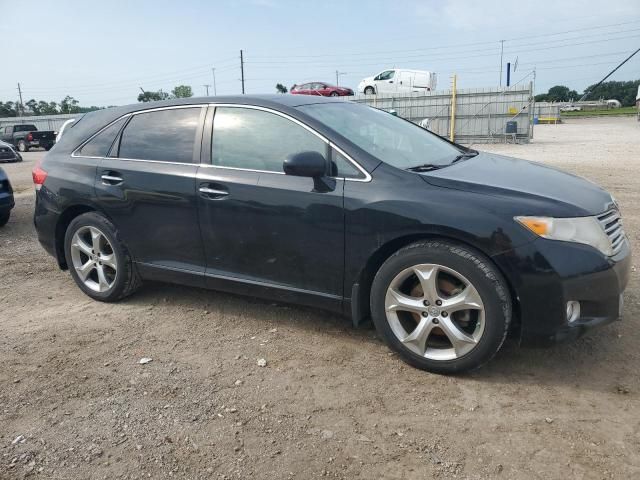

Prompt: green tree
[
  {"left": 275, "top": 83, "right": 288, "bottom": 94},
  {"left": 39, "top": 101, "right": 59, "bottom": 114},
  {"left": 60, "top": 95, "right": 80, "bottom": 113},
  {"left": 0, "top": 101, "right": 17, "bottom": 117},
  {"left": 26, "top": 99, "right": 40, "bottom": 114},
  {"left": 137, "top": 90, "right": 170, "bottom": 102},
  {"left": 171, "top": 85, "right": 193, "bottom": 98},
  {"left": 583, "top": 80, "right": 640, "bottom": 106}
]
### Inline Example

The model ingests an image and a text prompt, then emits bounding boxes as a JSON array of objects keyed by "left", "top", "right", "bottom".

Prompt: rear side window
[
  {"left": 77, "top": 117, "right": 127, "bottom": 157},
  {"left": 117, "top": 108, "right": 201, "bottom": 163},
  {"left": 212, "top": 107, "right": 327, "bottom": 173}
]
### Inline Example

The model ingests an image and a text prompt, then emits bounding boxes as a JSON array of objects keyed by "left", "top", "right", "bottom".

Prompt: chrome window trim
[
  {"left": 72, "top": 102, "right": 372, "bottom": 183},
  {"left": 72, "top": 104, "right": 207, "bottom": 159}
]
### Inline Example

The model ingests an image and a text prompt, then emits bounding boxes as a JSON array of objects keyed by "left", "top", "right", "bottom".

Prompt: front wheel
[
  {"left": 370, "top": 240, "right": 511, "bottom": 374},
  {"left": 330, "top": 91, "right": 340, "bottom": 97},
  {"left": 64, "top": 212, "right": 141, "bottom": 302},
  {"left": 364, "top": 86, "right": 375, "bottom": 95},
  {"left": 17, "top": 140, "right": 28, "bottom": 152}
]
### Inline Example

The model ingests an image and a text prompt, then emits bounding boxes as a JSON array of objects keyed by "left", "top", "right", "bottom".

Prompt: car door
[
  {"left": 94, "top": 106, "right": 208, "bottom": 278},
  {"left": 397, "top": 71, "right": 414, "bottom": 92},
  {"left": 196, "top": 105, "right": 346, "bottom": 309},
  {"left": 374, "top": 70, "right": 397, "bottom": 94}
]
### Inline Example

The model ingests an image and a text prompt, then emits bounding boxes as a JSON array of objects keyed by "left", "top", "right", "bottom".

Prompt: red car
[{"left": 291, "top": 82, "right": 354, "bottom": 97}]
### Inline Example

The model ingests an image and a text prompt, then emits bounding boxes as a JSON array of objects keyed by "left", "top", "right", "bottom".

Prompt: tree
[
  {"left": 171, "top": 85, "right": 193, "bottom": 98},
  {"left": 26, "top": 99, "right": 40, "bottom": 114},
  {"left": 40, "top": 101, "right": 59, "bottom": 114},
  {"left": 60, "top": 95, "right": 80, "bottom": 113},
  {"left": 583, "top": 79, "right": 640, "bottom": 106},
  {"left": 0, "top": 101, "right": 17, "bottom": 117},
  {"left": 137, "top": 90, "right": 170, "bottom": 102},
  {"left": 275, "top": 83, "right": 288, "bottom": 94},
  {"left": 534, "top": 85, "right": 580, "bottom": 103}
]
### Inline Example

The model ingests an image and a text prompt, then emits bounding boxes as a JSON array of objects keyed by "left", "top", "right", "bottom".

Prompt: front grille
[{"left": 597, "top": 209, "right": 626, "bottom": 255}]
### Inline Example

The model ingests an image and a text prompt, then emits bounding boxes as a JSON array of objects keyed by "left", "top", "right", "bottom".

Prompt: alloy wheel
[
  {"left": 69, "top": 226, "right": 118, "bottom": 292},
  {"left": 384, "top": 263, "right": 485, "bottom": 361}
]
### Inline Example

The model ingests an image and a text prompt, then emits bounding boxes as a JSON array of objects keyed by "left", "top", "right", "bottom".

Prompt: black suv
[{"left": 33, "top": 96, "right": 631, "bottom": 373}]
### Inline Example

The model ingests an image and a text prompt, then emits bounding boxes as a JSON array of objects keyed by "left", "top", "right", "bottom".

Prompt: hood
[
  {"left": 359, "top": 77, "right": 374, "bottom": 85},
  {"left": 0, "top": 140, "right": 15, "bottom": 149},
  {"left": 421, "top": 152, "right": 615, "bottom": 217}
]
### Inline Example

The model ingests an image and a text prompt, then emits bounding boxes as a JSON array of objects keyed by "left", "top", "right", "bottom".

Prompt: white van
[{"left": 357, "top": 69, "right": 437, "bottom": 95}]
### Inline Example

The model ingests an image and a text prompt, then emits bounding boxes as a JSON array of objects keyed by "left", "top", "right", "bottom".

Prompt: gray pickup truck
[{"left": 1, "top": 124, "right": 56, "bottom": 152}]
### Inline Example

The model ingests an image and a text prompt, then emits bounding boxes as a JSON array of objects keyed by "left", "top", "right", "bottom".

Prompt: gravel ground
[{"left": 1, "top": 116, "right": 639, "bottom": 479}]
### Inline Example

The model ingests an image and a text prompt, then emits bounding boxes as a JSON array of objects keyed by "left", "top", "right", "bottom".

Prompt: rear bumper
[
  {"left": 34, "top": 189, "right": 59, "bottom": 260},
  {"left": 492, "top": 237, "right": 631, "bottom": 346}
]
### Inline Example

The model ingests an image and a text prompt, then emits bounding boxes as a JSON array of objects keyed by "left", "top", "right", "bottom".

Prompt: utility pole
[
  {"left": 212, "top": 68, "right": 217, "bottom": 95},
  {"left": 506, "top": 62, "right": 511, "bottom": 87},
  {"left": 240, "top": 50, "right": 245, "bottom": 94},
  {"left": 17, "top": 83, "right": 24, "bottom": 116},
  {"left": 335, "top": 71, "right": 346, "bottom": 86},
  {"left": 579, "top": 47, "right": 640, "bottom": 101},
  {"left": 499, "top": 40, "right": 505, "bottom": 87}
]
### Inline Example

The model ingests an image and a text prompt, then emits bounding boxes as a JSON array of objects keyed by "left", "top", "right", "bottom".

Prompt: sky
[{"left": 1, "top": 0, "right": 639, "bottom": 107}]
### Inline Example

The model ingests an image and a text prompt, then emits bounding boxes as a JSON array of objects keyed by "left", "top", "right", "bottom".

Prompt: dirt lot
[{"left": 1, "top": 116, "right": 639, "bottom": 479}]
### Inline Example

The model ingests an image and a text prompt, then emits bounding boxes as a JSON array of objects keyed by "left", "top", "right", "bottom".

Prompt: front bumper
[{"left": 492, "top": 237, "right": 631, "bottom": 346}]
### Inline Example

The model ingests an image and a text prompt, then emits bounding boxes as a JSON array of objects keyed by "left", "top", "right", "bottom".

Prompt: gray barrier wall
[
  {"left": 0, "top": 113, "right": 79, "bottom": 132},
  {"left": 344, "top": 85, "right": 534, "bottom": 144}
]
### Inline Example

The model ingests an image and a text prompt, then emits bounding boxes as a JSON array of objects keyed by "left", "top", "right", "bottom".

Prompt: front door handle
[
  {"left": 101, "top": 173, "right": 123, "bottom": 185},
  {"left": 199, "top": 186, "right": 229, "bottom": 199}
]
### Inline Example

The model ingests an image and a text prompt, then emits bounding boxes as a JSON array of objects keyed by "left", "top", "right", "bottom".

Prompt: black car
[
  {"left": 0, "top": 140, "right": 23, "bottom": 163},
  {"left": 33, "top": 96, "right": 631, "bottom": 374},
  {"left": 0, "top": 167, "right": 15, "bottom": 226}
]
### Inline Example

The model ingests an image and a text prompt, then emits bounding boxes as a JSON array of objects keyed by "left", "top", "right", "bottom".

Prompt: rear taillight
[
  {"left": 27, "top": 133, "right": 33, "bottom": 141},
  {"left": 32, "top": 161, "right": 48, "bottom": 191}
]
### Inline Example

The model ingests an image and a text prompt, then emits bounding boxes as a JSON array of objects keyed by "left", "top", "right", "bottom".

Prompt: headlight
[{"left": 515, "top": 216, "right": 612, "bottom": 256}]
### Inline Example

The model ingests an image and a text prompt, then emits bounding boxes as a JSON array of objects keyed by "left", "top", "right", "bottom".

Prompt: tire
[
  {"left": 330, "top": 91, "right": 339, "bottom": 97},
  {"left": 64, "top": 212, "right": 141, "bottom": 302},
  {"left": 0, "top": 210, "right": 10, "bottom": 227},
  {"left": 370, "top": 240, "right": 511, "bottom": 374},
  {"left": 364, "top": 86, "right": 375, "bottom": 95},
  {"left": 45, "top": 145, "right": 52, "bottom": 151},
  {"left": 17, "top": 140, "right": 28, "bottom": 152}
]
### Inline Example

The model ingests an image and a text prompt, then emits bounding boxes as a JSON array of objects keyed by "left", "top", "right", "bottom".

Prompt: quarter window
[
  {"left": 77, "top": 117, "right": 127, "bottom": 157},
  {"left": 212, "top": 107, "right": 327, "bottom": 173},
  {"left": 331, "top": 149, "right": 365, "bottom": 179},
  {"left": 117, "top": 108, "right": 201, "bottom": 163}
]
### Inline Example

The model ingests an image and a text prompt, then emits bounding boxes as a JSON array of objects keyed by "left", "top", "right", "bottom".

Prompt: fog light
[{"left": 566, "top": 301, "right": 581, "bottom": 323}]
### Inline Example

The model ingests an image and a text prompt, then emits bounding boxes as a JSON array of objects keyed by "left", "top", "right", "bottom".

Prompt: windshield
[
  {"left": 298, "top": 102, "right": 462, "bottom": 169},
  {"left": 14, "top": 125, "right": 37, "bottom": 132}
]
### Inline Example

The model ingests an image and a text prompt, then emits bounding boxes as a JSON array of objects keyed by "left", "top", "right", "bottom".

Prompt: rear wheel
[
  {"left": 364, "top": 86, "right": 375, "bottom": 95},
  {"left": 17, "top": 140, "right": 28, "bottom": 152},
  {"left": 370, "top": 240, "right": 511, "bottom": 374},
  {"left": 64, "top": 212, "right": 141, "bottom": 302}
]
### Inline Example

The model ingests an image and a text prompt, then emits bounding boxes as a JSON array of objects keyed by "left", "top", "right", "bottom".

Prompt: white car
[
  {"left": 560, "top": 105, "right": 582, "bottom": 112},
  {"left": 358, "top": 69, "right": 437, "bottom": 95}
]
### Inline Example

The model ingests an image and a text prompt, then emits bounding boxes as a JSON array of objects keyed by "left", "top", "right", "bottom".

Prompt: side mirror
[{"left": 283, "top": 151, "right": 327, "bottom": 178}]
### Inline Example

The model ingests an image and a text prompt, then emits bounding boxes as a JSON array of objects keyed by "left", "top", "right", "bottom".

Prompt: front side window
[
  {"left": 77, "top": 117, "right": 127, "bottom": 157},
  {"left": 298, "top": 102, "right": 462, "bottom": 170},
  {"left": 212, "top": 107, "right": 327, "bottom": 173},
  {"left": 331, "top": 149, "right": 365, "bottom": 179},
  {"left": 117, "top": 107, "right": 201, "bottom": 163},
  {"left": 376, "top": 70, "right": 395, "bottom": 81}
]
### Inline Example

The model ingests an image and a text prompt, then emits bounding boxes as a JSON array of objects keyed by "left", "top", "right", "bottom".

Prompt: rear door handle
[
  {"left": 101, "top": 173, "right": 123, "bottom": 185},
  {"left": 199, "top": 186, "right": 229, "bottom": 199}
]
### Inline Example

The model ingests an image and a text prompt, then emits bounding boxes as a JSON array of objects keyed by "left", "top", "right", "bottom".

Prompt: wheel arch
[
  {"left": 349, "top": 232, "right": 521, "bottom": 339},
  {"left": 54, "top": 204, "right": 100, "bottom": 269}
]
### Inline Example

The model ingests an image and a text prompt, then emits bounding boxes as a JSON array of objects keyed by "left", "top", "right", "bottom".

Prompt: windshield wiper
[
  {"left": 451, "top": 150, "right": 479, "bottom": 164},
  {"left": 406, "top": 164, "right": 444, "bottom": 172}
]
